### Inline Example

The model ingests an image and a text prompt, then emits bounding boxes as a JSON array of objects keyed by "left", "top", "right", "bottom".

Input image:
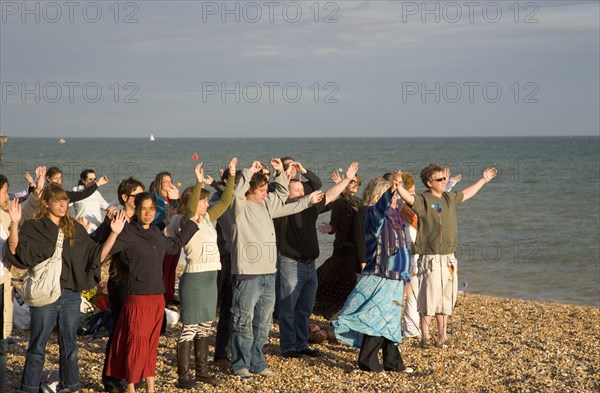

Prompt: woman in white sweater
[{"left": 167, "top": 158, "right": 236, "bottom": 389}]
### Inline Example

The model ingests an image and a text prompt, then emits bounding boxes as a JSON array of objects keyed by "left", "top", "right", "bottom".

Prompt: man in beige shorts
[{"left": 397, "top": 163, "right": 496, "bottom": 348}]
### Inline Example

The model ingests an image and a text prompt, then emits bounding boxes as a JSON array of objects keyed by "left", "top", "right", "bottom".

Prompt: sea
[{"left": 2, "top": 136, "right": 599, "bottom": 307}]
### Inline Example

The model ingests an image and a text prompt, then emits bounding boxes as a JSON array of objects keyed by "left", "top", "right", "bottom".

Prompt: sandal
[
  {"left": 420, "top": 337, "right": 433, "bottom": 348},
  {"left": 433, "top": 337, "right": 453, "bottom": 348}
]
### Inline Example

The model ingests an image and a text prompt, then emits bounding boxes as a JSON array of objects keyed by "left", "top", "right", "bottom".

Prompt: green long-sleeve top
[{"left": 168, "top": 175, "right": 235, "bottom": 273}]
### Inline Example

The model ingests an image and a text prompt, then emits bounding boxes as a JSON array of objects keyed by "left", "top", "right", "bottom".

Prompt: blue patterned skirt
[{"left": 332, "top": 274, "right": 405, "bottom": 348}]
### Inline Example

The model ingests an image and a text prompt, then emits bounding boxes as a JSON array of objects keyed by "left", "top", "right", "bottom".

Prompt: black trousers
[
  {"left": 358, "top": 334, "right": 406, "bottom": 372},
  {"left": 101, "top": 279, "right": 127, "bottom": 388},
  {"left": 214, "top": 251, "right": 232, "bottom": 360}
]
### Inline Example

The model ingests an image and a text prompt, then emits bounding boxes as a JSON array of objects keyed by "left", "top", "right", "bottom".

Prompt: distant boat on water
[
  {"left": 58, "top": 138, "right": 66, "bottom": 144},
  {"left": 149, "top": 133, "right": 156, "bottom": 142}
]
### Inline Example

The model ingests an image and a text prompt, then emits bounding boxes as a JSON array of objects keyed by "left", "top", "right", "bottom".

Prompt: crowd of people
[{"left": 0, "top": 158, "right": 496, "bottom": 392}]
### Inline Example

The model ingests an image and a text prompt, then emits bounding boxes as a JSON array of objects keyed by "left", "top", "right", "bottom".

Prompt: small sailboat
[
  {"left": 58, "top": 138, "right": 66, "bottom": 144},
  {"left": 149, "top": 133, "right": 156, "bottom": 142}
]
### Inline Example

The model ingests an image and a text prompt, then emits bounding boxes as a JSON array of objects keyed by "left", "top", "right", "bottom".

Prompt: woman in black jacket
[
  {"left": 105, "top": 192, "right": 199, "bottom": 393},
  {"left": 7, "top": 183, "right": 124, "bottom": 393}
]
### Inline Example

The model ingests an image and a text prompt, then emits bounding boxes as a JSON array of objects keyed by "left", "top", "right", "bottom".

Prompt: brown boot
[
  {"left": 194, "top": 337, "right": 224, "bottom": 386},
  {"left": 176, "top": 341, "right": 200, "bottom": 389}
]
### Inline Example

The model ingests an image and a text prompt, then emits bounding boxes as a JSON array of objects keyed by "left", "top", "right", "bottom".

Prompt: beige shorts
[{"left": 417, "top": 254, "right": 458, "bottom": 316}]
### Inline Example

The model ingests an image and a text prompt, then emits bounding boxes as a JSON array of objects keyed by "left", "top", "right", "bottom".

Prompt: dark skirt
[
  {"left": 179, "top": 271, "right": 218, "bottom": 324},
  {"left": 106, "top": 294, "right": 164, "bottom": 383},
  {"left": 313, "top": 255, "right": 360, "bottom": 319}
]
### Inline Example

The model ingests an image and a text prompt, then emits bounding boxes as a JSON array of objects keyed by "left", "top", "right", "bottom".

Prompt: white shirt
[{"left": 72, "top": 185, "right": 110, "bottom": 233}]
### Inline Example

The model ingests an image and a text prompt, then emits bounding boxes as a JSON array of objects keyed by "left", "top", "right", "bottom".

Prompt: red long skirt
[{"left": 106, "top": 294, "right": 164, "bottom": 383}]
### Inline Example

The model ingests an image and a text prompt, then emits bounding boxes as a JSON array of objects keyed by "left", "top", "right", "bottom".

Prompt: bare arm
[
  {"left": 8, "top": 199, "right": 21, "bottom": 254},
  {"left": 461, "top": 167, "right": 497, "bottom": 202},
  {"left": 394, "top": 171, "right": 415, "bottom": 206},
  {"left": 100, "top": 211, "right": 127, "bottom": 261},
  {"left": 324, "top": 162, "right": 359, "bottom": 205}
]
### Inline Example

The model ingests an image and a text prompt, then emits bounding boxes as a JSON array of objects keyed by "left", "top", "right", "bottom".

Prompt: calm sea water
[{"left": 2, "top": 137, "right": 599, "bottom": 307}]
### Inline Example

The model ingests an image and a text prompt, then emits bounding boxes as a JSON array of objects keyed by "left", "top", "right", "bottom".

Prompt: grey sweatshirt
[{"left": 231, "top": 168, "right": 313, "bottom": 275}]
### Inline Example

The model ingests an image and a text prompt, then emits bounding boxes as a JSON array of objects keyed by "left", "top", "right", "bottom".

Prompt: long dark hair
[
  {"left": 78, "top": 169, "right": 96, "bottom": 187},
  {"left": 132, "top": 192, "right": 157, "bottom": 222}
]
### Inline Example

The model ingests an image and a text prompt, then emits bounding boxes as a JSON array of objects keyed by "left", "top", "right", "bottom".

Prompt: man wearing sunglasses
[{"left": 396, "top": 163, "right": 497, "bottom": 349}]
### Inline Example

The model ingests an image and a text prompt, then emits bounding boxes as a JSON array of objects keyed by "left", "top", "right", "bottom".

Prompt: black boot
[
  {"left": 176, "top": 341, "right": 200, "bottom": 389},
  {"left": 194, "top": 337, "right": 224, "bottom": 386}
]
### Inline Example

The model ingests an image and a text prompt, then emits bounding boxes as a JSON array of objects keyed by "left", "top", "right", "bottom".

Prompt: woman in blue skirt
[{"left": 332, "top": 173, "right": 414, "bottom": 373}]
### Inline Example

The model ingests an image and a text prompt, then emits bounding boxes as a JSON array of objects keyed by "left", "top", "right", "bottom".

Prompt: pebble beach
[{"left": 6, "top": 294, "right": 600, "bottom": 392}]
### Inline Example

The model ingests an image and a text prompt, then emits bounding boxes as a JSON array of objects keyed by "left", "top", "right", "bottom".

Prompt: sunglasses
[
  {"left": 349, "top": 180, "right": 361, "bottom": 186},
  {"left": 431, "top": 177, "right": 447, "bottom": 183}
]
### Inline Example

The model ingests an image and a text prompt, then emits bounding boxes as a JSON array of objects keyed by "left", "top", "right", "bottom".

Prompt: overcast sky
[{"left": 1, "top": 0, "right": 598, "bottom": 137}]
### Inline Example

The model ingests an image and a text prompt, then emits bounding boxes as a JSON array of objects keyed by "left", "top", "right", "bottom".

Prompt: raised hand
[
  {"left": 483, "top": 167, "right": 497, "bottom": 182},
  {"left": 345, "top": 162, "right": 359, "bottom": 180},
  {"left": 270, "top": 158, "right": 283, "bottom": 173},
  {"left": 194, "top": 163, "right": 205, "bottom": 183},
  {"left": 8, "top": 198, "right": 21, "bottom": 224},
  {"left": 24, "top": 171, "right": 34, "bottom": 186},
  {"left": 318, "top": 223, "right": 332, "bottom": 234},
  {"left": 35, "top": 166, "right": 47, "bottom": 191},
  {"left": 228, "top": 157, "right": 238, "bottom": 174},
  {"left": 167, "top": 184, "right": 180, "bottom": 200},
  {"left": 106, "top": 206, "right": 118, "bottom": 221},
  {"left": 294, "top": 161, "right": 306, "bottom": 174},
  {"left": 308, "top": 190, "right": 325, "bottom": 204},
  {"left": 76, "top": 216, "right": 90, "bottom": 230},
  {"left": 97, "top": 176, "right": 109, "bottom": 187},
  {"left": 330, "top": 171, "right": 342, "bottom": 185},
  {"left": 250, "top": 161, "right": 263, "bottom": 173},
  {"left": 110, "top": 210, "right": 127, "bottom": 234},
  {"left": 205, "top": 175, "right": 214, "bottom": 185}
]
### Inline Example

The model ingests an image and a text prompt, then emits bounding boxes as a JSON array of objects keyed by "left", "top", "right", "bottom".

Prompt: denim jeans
[
  {"left": 276, "top": 254, "right": 318, "bottom": 353},
  {"left": 230, "top": 274, "right": 275, "bottom": 374},
  {"left": 21, "top": 289, "right": 81, "bottom": 393}
]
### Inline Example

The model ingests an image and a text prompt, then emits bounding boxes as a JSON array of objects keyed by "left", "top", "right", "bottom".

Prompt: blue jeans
[
  {"left": 230, "top": 274, "right": 275, "bottom": 374},
  {"left": 276, "top": 255, "right": 318, "bottom": 353},
  {"left": 21, "top": 289, "right": 81, "bottom": 393}
]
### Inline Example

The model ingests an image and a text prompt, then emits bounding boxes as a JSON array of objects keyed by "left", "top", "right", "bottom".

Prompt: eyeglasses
[
  {"left": 431, "top": 177, "right": 447, "bottom": 183},
  {"left": 349, "top": 180, "right": 361, "bottom": 186}
]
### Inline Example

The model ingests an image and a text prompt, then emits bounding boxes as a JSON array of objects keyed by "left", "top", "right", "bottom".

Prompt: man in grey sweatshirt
[{"left": 230, "top": 159, "right": 323, "bottom": 378}]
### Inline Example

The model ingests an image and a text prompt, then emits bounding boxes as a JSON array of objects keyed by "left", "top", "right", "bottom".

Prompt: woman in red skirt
[{"left": 106, "top": 192, "right": 199, "bottom": 392}]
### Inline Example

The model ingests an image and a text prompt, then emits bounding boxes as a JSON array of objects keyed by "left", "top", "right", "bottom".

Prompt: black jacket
[
  {"left": 7, "top": 218, "right": 102, "bottom": 291},
  {"left": 110, "top": 220, "right": 199, "bottom": 295}
]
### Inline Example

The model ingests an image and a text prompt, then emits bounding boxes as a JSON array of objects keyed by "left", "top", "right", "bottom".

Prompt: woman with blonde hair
[
  {"left": 332, "top": 174, "right": 413, "bottom": 373},
  {"left": 6, "top": 183, "right": 125, "bottom": 393}
]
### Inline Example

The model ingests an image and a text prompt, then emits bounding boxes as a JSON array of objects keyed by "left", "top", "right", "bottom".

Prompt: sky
[{"left": 0, "top": 0, "right": 599, "bottom": 138}]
